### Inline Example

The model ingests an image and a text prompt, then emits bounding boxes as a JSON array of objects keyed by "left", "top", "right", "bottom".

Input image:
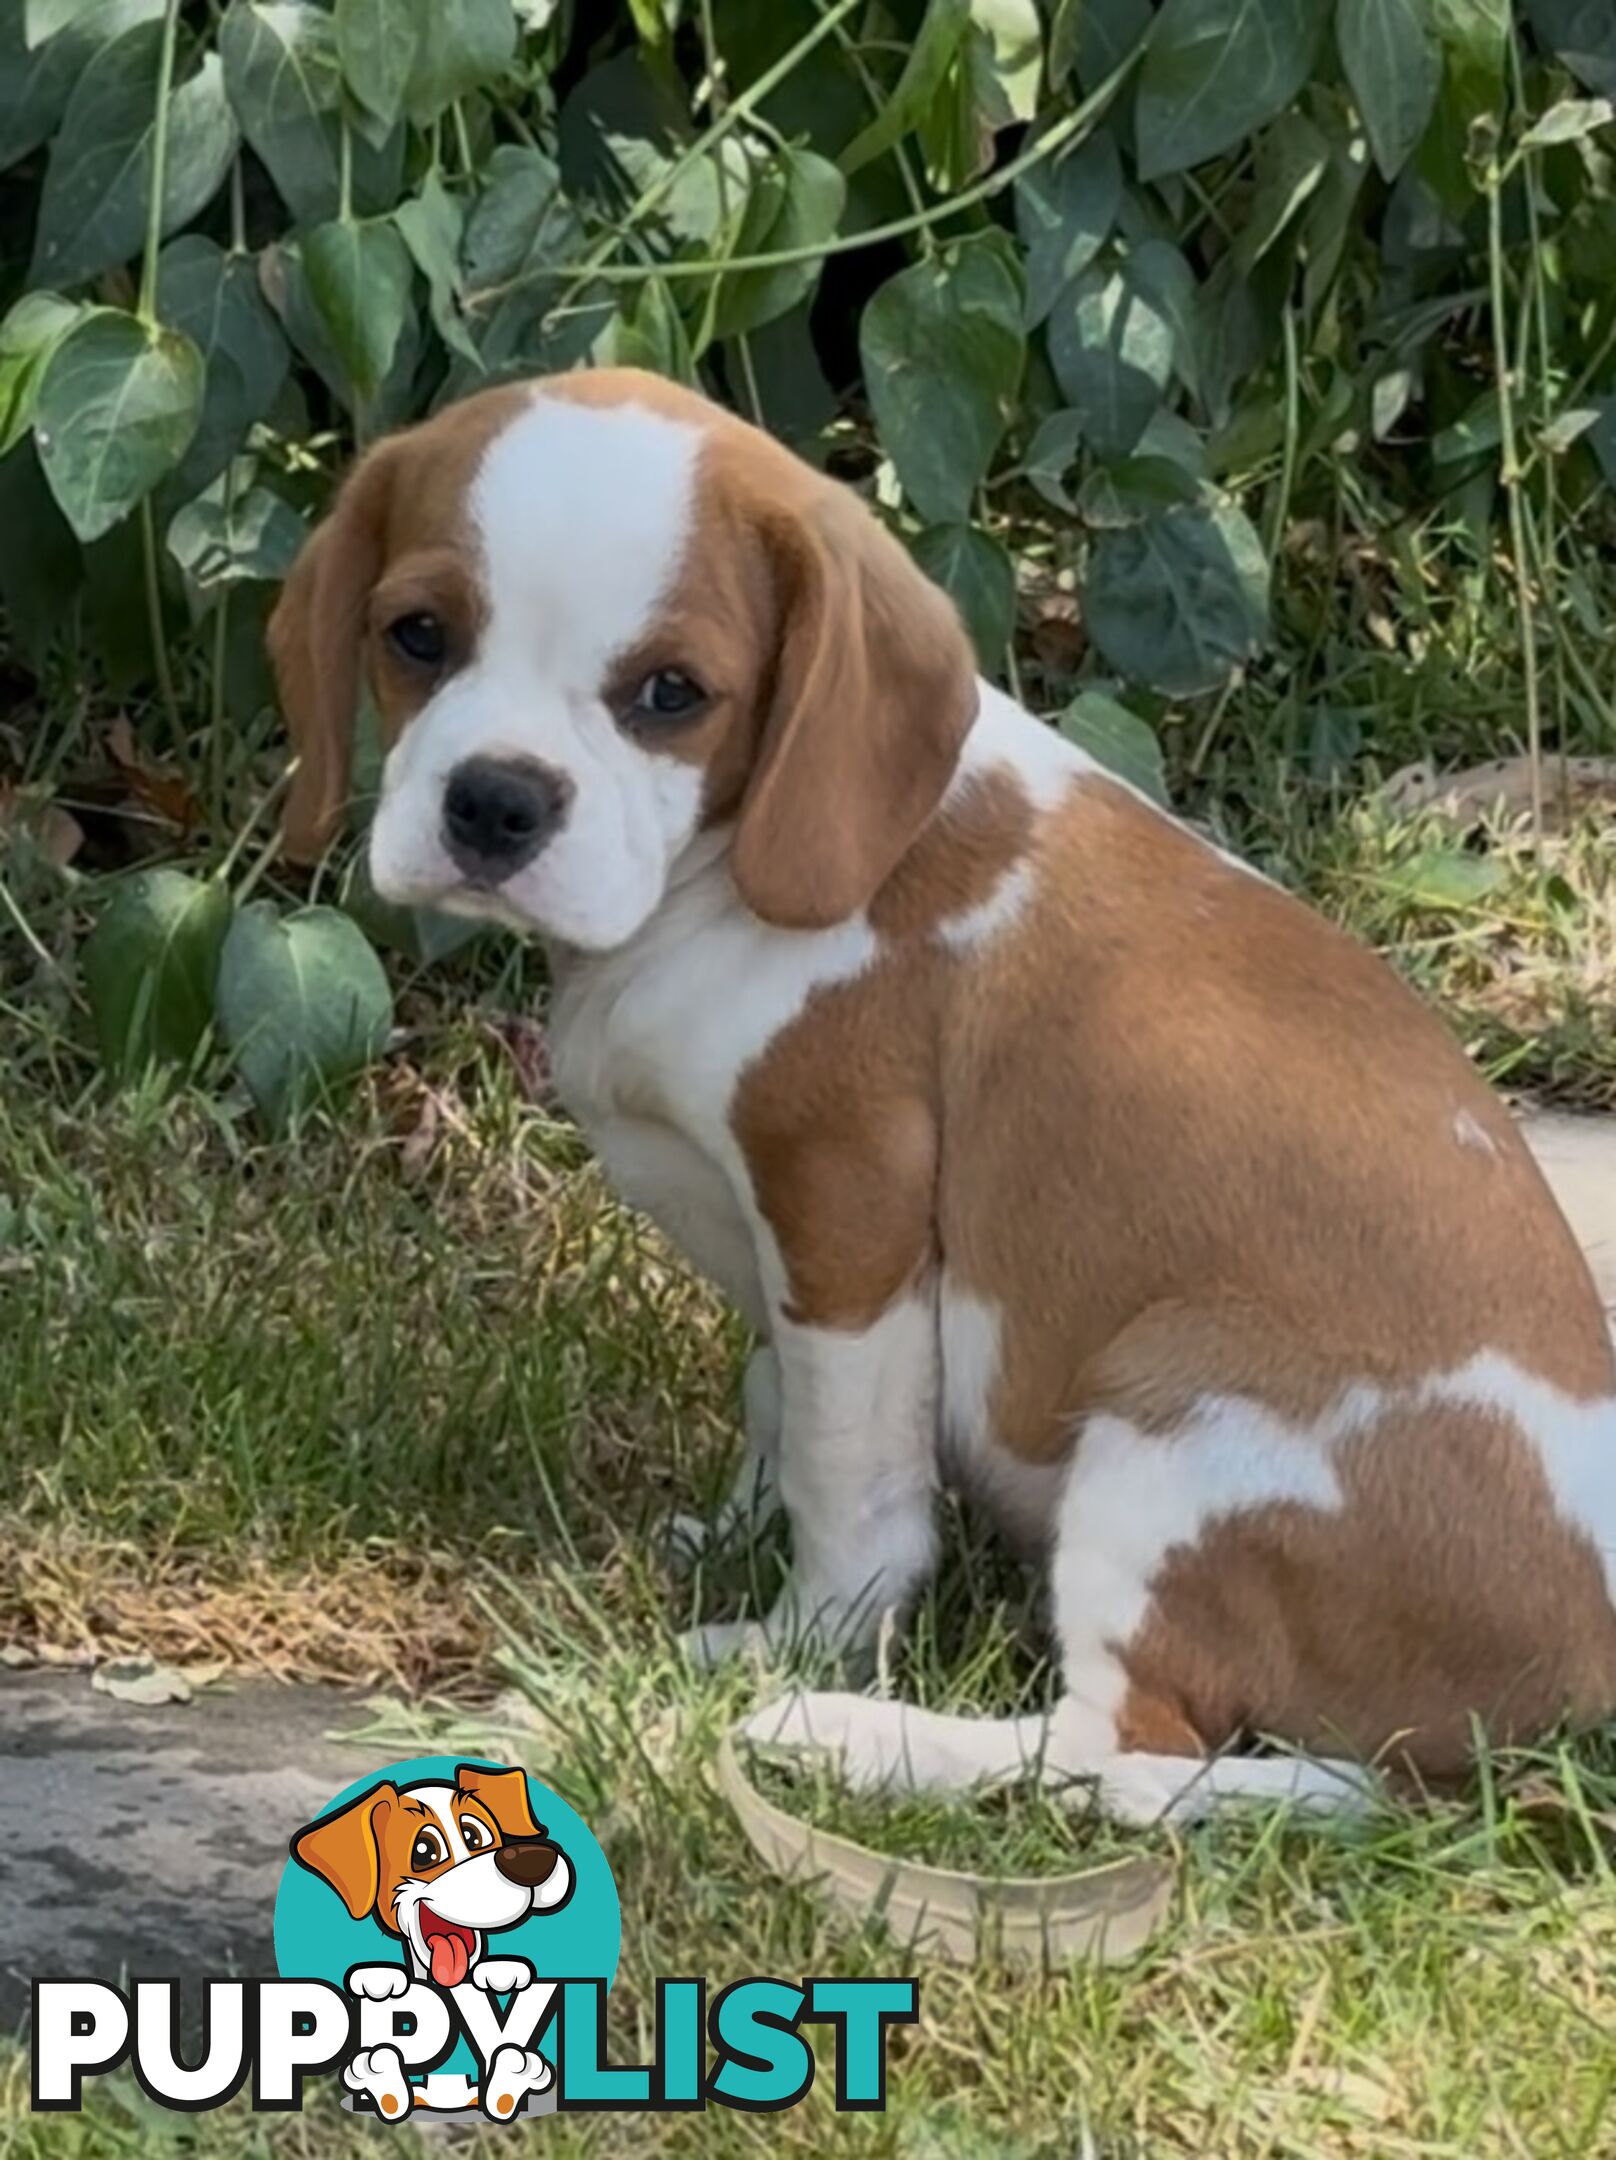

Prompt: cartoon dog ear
[
  {"left": 291, "top": 1782, "right": 398, "bottom": 1920},
  {"left": 455, "top": 1764, "right": 541, "bottom": 1840}
]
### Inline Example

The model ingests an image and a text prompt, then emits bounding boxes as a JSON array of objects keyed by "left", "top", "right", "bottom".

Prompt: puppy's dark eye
[
  {"left": 386, "top": 612, "right": 446, "bottom": 667},
  {"left": 410, "top": 1828, "right": 446, "bottom": 1871},
  {"left": 629, "top": 669, "right": 706, "bottom": 723},
  {"left": 459, "top": 1816, "right": 490, "bottom": 1852}
]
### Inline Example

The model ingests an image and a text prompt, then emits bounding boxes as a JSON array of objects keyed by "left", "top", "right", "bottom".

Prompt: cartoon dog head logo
[
  {"left": 292, "top": 1763, "right": 574, "bottom": 1990},
  {"left": 283, "top": 1760, "right": 601, "bottom": 2121}
]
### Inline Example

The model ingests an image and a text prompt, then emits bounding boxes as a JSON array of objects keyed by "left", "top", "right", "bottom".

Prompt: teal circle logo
[{"left": 274, "top": 1754, "right": 618, "bottom": 2117}]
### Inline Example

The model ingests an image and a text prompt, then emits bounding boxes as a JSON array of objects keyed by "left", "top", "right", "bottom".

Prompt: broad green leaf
[
  {"left": 168, "top": 482, "right": 306, "bottom": 590},
  {"left": 1062, "top": 0, "right": 1152, "bottom": 90},
  {"left": 1023, "top": 408, "right": 1086, "bottom": 510},
  {"left": 459, "top": 144, "right": 599, "bottom": 374},
  {"left": 1417, "top": 0, "right": 1507, "bottom": 209},
  {"left": 1058, "top": 690, "right": 1169, "bottom": 803},
  {"left": 710, "top": 149, "right": 846, "bottom": 342},
  {"left": 1382, "top": 848, "right": 1507, "bottom": 908},
  {"left": 860, "top": 237, "right": 1026, "bottom": 525},
  {"left": 221, "top": 0, "right": 403, "bottom": 224},
  {"left": 156, "top": 235, "right": 291, "bottom": 497},
  {"left": 30, "top": 26, "right": 238, "bottom": 287},
  {"left": 395, "top": 175, "right": 482, "bottom": 368},
  {"left": 0, "top": 292, "right": 82, "bottom": 459},
  {"left": 1085, "top": 495, "right": 1270, "bottom": 694},
  {"left": 264, "top": 237, "right": 424, "bottom": 425},
  {"left": 1234, "top": 111, "right": 1330, "bottom": 269},
  {"left": 1301, "top": 93, "right": 1371, "bottom": 314},
  {"left": 841, "top": 0, "right": 971, "bottom": 174},
  {"left": 25, "top": 0, "right": 116, "bottom": 39},
  {"left": 1047, "top": 260, "right": 1174, "bottom": 459},
  {"left": 1524, "top": 0, "right": 1616, "bottom": 98},
  {"left": 1136, "top": 0, "right": 1332, "bottom": 179},
  {"left": 303, "top": 218, "right": 414, "bottom": 403},
  {"left": 336, "top": 0, "right": 420, "bottom": 129},
  {"left": 594, "top": 277, "right": 696, "bottom": 382},
  {"left": 1519, "top": 96, "right": 1614, "bottom": 150},
  {"left": 911, "top": 524, "right": 1016, "bottom": 668},
  {"left": 1078, "top": 453, "right": 1204, "bottom": 525},
  {"left": 970, "top": 0, "right": 1044, "bottom": 124},
  {"left": 0, "top": 0, "right": 162, "bottom": 170},
  {"left": 82, "top": 869, "right": 232, "bottom": 1079},
  {"left": 216, "top": 903, "right": 394, "bottom": 1130},
  {"left": 1336, "top": 0, "right": 1441, "bottom": 179},
  {"left": 405, "top": 0, "right": 517, "bottom": 125},
  {"left": 1015, "top": 129, "right": 1122, "bottom": 327},
  {"left": 35, "top": 309, "right": 204, "bottom": 543}
]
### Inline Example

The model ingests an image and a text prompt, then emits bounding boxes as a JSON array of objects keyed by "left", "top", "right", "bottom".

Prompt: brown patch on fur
[
  {"left": 940, "top": 777, "right": 1613, "bottom": 1466},
  {"left": 869, "top": 770, "right": 1033, "bottom": 939},
  {"left": 734, "top": 766, "right": 1035, "bottom": 1329},
  {"left": 1115, "top": 1396, "right": 1616, "bottom": 1772}
]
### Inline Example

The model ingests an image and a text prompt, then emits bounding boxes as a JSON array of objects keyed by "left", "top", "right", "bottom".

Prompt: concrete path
[
  {"left": 0, "top": 1671, "right": 395, "bottom": 2038},
  {"left": 1522, "top": 1113, "right": 1616, "bottom": 1315}
]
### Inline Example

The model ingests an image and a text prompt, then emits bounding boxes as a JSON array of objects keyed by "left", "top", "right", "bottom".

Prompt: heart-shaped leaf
[
  {"left": 1085, "top": 495, "right": 1270, "bottom": 694},
  {"left": 168, "top": 482, "right": 306, "bottom": 591},
  {"left": 30, "top": 23, "right": 239, "bottom": 289},
  {"left": 35, "top": 308, "right": 204, "bottom": 542},
  {"left": 1137, "top": 0, "right": 1332, "bottom": 179},
  {"left": 1015, "top": 128, "right": 1122, "bottom": 327},
  {"left": 82, "top": 868, "right": 233, "bottom": 1078},
  {"left": 395, "top": 172, "right": 482, "bottom": 368},
  {"left": 710, "top": 148, "right": 847, "bottom": 342},
  {"left": 221, "top": 0, "right": 403, "bottom": 225},
  {"left": 335, "top": 0, "right": 421, "bottom": 130},
  {"left": 0, "top": 0, "right": 161, "bottom": 169},
  {"left": 155, "top": 235, "right": 291, "bottom": 498},
  {"left": 1047, "top": 260, "right": 1175, "bottom": 459},
  {"left": 302, "top": 217, "right": 414, "bottom": 403},
  {"left": 861, "top": 236, "right": 1026, "bottom": 525},
  {"left": 217, "top": 903, "right": 394, "bottom": 1130},
  {"left": 1058, "top": 690, "right": 1169, "bottom": 803},
  {"left": 0, "top": 291, "right": 82, "bottom": 460},
  {"left": 404, "top": 0, "right": 517, "bottom": 124},
  {"left": 911, "top": 523, "right": 1016, "bottom": 669},
  {"left": 1337, "top": 0, "right": 1442, "bottom": 180}
]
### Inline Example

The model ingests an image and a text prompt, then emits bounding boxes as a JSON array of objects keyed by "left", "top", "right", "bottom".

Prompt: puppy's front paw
[
  {"left": 482, "top": 2044, "right": 553, "bottom": 2120},
  {"left": 344, "top": 2045, "right": 412, "bottom": 2120},
  {"left": 346, "top": 1964, "right": 410, "bottom": 2002},
  {"left": 471, "top": 1956, "right": 533, "bottom": 1995}
]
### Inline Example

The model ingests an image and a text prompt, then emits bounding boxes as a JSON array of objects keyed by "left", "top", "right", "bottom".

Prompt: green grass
[{"left": 3, "top": 1017, "right": 1616, "bottom": 2155}]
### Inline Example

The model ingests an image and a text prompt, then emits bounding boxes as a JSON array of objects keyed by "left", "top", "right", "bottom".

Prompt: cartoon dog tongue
[{"left": 426, "top": 1922, "right": 471, "bottom": 1988}]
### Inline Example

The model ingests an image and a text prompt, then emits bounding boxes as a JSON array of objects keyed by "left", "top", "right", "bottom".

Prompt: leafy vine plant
[{"left": 1, "top": 1, "right": 1613, "bottom": 1112}]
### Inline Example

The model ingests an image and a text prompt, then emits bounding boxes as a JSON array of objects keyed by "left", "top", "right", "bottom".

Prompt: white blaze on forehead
[{"left": 470, "top": 390, "right": 704, "bottom": 687}]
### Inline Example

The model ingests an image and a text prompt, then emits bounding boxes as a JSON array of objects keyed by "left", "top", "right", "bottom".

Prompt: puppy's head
[
  {"left": 291, "top": 1764, "right": 572, "bottom": 1986},
  {"left": 268, "top": 368, "right": 979, "bottom": 946}
]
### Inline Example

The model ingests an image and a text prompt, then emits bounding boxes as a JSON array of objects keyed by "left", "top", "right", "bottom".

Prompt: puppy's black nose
[{"left": 442, "top": 757, "right": 571, "bottom": 881}]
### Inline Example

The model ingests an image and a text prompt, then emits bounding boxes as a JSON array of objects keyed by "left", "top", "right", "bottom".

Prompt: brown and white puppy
[{"left": 270, "top": 368, "right": 1616, "bottom": 1823}]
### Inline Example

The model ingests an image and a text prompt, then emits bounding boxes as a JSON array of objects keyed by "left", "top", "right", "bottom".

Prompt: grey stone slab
[
  {"left": 0, "top": 1671, "right": 396, "bottom": 2041},
  {"left": 1521, "top": 1112, "right": 1616, "bottom": 1316}
]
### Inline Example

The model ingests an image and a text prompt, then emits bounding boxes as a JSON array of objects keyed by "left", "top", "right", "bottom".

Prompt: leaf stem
[
  {"left": 475, "top": 46, "right": 1139, "bottom": 317},
  {"left": 137, "top": 0, "right": 185, "bottom": 326},
  {"left": 1486, "top": 152, "right": 1545, "bottom": 852},
  {"left": 140, "top": 494, "right": 187, "bottom": 773}
]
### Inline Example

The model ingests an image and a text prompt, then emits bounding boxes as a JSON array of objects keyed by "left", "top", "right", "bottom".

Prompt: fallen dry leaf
[
  {"left": 91, "top": 1655, "right": 194, "bottom": 1706},
  {"left": 1383, "top": 754, "right": 1616, "bottom": 833},
  {"left": 107, "top": 715, "right": 201, "bottom": 832}
]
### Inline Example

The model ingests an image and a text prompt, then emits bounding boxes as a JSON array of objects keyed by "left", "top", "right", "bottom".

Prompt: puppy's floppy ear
[
  {"left": 455, "top": 1763, "right": 542, "bottom": 1840},
  {"left": 268, "top": 441, "right": 398, "bottom": 865},
  {"left": 732, "top": 493, "right": 978, "bottom": 930},
  {"left": 291, "top": 1781, "right": 398, "bottom": 1921}
]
